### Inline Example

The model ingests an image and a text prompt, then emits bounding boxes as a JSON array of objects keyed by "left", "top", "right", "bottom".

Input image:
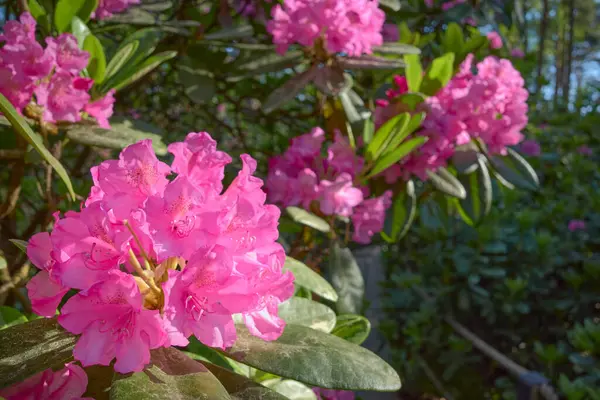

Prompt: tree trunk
[
  {"left": 536, "top": 0, "right": 550, "bottom": 98},
  {"left": 564, "top": 0, "right": 576, "bottom": 106},
  {"left": 554, "top": 1, "right": 566, "bottom": 110}
]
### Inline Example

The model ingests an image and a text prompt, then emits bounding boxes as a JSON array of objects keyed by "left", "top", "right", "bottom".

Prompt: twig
[{"left": 415, "top": 356, "right": 455, "bottom": 400}]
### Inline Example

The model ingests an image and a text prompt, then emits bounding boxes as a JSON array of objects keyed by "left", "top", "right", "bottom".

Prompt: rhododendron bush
[{"left": 3, "top": 0, "right": 588, "bottom": 398}]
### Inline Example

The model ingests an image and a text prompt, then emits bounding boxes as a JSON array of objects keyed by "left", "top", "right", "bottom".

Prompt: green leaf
[
  {"left": 397, "top": 93, "right": 426, "bottom": 110},
  {"left": 373, "top": 43, "right": 421, "bottom": 55},
  {"left": 286, "top": 207, "right": 330, "bottom": 233},
  {"left": 338, "top": 55, "right": 405, "bottom": 70},
  {"left": 225, "top": 324, "right": 401, "bottom": 391},
  {"left": 28, "top": 0, "right": 47, "bottom": 19},
  {"left": 66, "top": 118, "right": 168, "bottom": 155},
  {"left": 379, "top": 0, "right": 401, "bottom": 11},
  {"left": 427, "top": 167, "right": 466, "bottom": 199},
  {"left": 331, "top": 314, "right": 371, "bottom": 345},
  {"left": 330, "top": 243, "right": 364, "bottom": 315},
  {"left": 263, "top": 66, "right": 318, "bottom": 114},
  {"left": 404, "top": 54, "right": 422, "bottom": 92},
  {"left": 366, "top": 113, "right": 409, "bottom": 162},
  {"left": 366, "top": 136, "right": 427, "bottom": 179},
  {"left": 233, "top": 51, "right": 303, "bottom": 77},
  {"left": 0, "top": 318, "right": 77, "bottom": 389},
  {"left": 82, "top": 365, "right": 115, "bottom": 399},
  {"left": 71, "top": 17, "right": 91, "bottom": 47},
  {"left": 279, "top": 297, "right": 336, "bottom": 333},
  {"left": 262, "top": 379, "right": 317, "bottom": 400},
  {"left": 83, "top": 34, "right": 107, "bottom": 83},
  {"left": 104, "top": 41, "right": 139, "bottom": 80},
  {"left": 362, "top": 118, "right": 375, "bottom": 145},
  {"left": 185, "top": 337, "right": 249, "bottom": 377},
  {"left": 179, "top": 67, "right": 216, "bottom": 104},
  {"left": 452, "top": 148, "right": 479, "bottom": 174},
  {"left": 202, "top": 362, "right": 287, "bottom": 400},
  {"left": 204, "top": 25, "right": 253, "bottom": 40},
  {"left": 77, "top": 0, "right": 98, "bottom": 22},
  {"left": 283, "top": 257, "right": 338, "bottom": 302},
  {"left": 0, "top": 94, "right": 76, "bottom": 200},
  {"left": 442, "top": 23, "right": 464, "bottom": 54},
  {"left": 382, "top": 180, "right": 417, "bottom": 242},
  {"left": 0, "top": 307, "right": 27, "bottom": 330},
  {"left": 111, "top": 50, "right": 177, "bottom": 92},
  {"left": 55, "top": 0, "right": 86, "bottom": 32},
  {"left": 457, "top": 158, "right": 492, "bottom": 226},
  {"left": 110, "top": 348, "right": 230, "bottom": 400},
  {"left": 489, "top": 148, "right": 539, "bottom": 191},
  {"left": 9, "top": 239, "right": 28, "bottom": 254},
  {"left": 421, "top": 53, "right": 455, "bottom": 96}
]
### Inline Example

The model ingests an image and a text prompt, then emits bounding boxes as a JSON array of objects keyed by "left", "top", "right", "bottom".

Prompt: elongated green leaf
[
  {"left": 66, "top": 119, "right": 167, "bottom": 155},
  {"left": 457, "top": 158, "right": 492, "bottom": 226},
  {"left": 421, "top": 53, "right": 455, "bottom": 96},
  {"left": 338, "top": 55, "right": 405, "bottom": 70},
  {"left": 0, "top": 307, "right": 27, "bottom": 330},
  {"left": 490, "top": 148, "right": 539, "bottom": 191},
  {"left": 0, "top": 94, "right": 75, "bottom": 200},
  {"left": 379, "top": 0, "right": 401, "bottom": 11},
  {"left": 331, "top": 314, "right": 371, "bottom": 345},
  {"left": 111, "top": 348, "right": 230, "bottom": 400},
  {"left": 330, "top": 243, "right": 364, "bottom": 315},
  {"left": 225, "top": 324, "right": 401, "bottom": 391},
  {"left": 55, "top": 0, "right": 86, "bottom": 32},
  {"left": 77, "top": 0, "right": 98, "bottom": 22},
  {"left": 9, "top": 239, "right": 28, "bottom": 254},
  {"left": 452, "top": 148, "right": 480, "bottom": 174},
  {"left": 379, "top": 114, "right": 414, "bottom": 157},
  {"left": 283, "top": 257, "right": 338, "bottom": 302},
  {"left": 111, "top": 51, "right": 177, "bottom": 92},
  {"left": 185, "top": 338, "right": 249, "bottom": 377},
  {"left": 406, "top": 112, "right": 425, "bottom": 136},
  {"left": 0, "top": 318, "right": 77, "bottom": 388},
  {"left": 105, "top": 41, "right": 139, "bottom": 80},
  {"left": 442, "top": 23, "right": 464, "bottom": 54},
  {"left": 234, "top": 51, "right": 303, "bottom": 77},
  {"left": 203, "top": 362, "right": 287, "bottom": 400},
  {"left": 71, "top": 16, "right": 91, "bottom": 47},
  {"left": 204, "top": 25, "right": 253, "bottom": 40},
  {"left": 366, "top": 137, "right": 427, "bottom": 179},
  {"left": 362, "top": 118, "right": 375, "bottom": 145},
  {"left": 366, "top": 113, "right": 408, "bottom": 162},
  {"left": 286, "top": 207, "right": 330, "bottom": 232},
  {"left": 179, "top": 67, "right": 216, "bottom": 104},
  {"left": 28, "top": 0, "right": 46, "bottom": 19},
  {"left": 279, "top": 297, "right": 336, "bottom": 333},
  {"left": 83, "top": 34, "right": 106, "bottom": 83},
  {"left": 404, "top": 54, "right": 422, "bottom": 92},
  {"left": 382, "top": 180, "right": 417, "bottom": 242},
  {"left": 262, "top": 379, "right": 317, "bottom": 400},
  {"left": 339, "top": 92, "right": 361, "bottom": 124},
  {"left": 263, "top": 66, "right": 318, "bottom": 114},
  {"left": 427, "top": 167, "right": 466, "bottom": 199},
  {"left": 373, "top": 43, "right": 421, "bottom": 55}
]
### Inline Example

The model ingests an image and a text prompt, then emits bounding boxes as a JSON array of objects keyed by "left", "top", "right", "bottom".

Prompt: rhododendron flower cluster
[
  {"left": 267, "top": 0, "right": 385, "bottom": 57},
  {"left": 376, "top": 54, "right": 528, "bottom": 180},
  {"left": 0, "top": 363, "right": 89, "bottom": 400},
  {"left": 25, "top": 133, "right": 294, "bottom": 373},
  {"left": 487, "top": 31, "right": 503, "bottom": 49},
  {"left": 568, "top": 219, "right": 586, "bottom": 232},
  {"left": 93, "top": 0, "right": 140, "bottom": 19},
  {"left": 266, "top": 128, "right": 391, "bottom": 244},
  {"left": 0, "top": 13, "right": 115, "bottom": 127},
  {"left": 313, "top": 387, "right": 355, "bottom": 400},
  {"left": 520, "top": 140, "right": 541, "bottom": 157}
]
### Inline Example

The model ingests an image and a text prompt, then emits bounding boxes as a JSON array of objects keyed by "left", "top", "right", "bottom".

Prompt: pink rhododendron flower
[
  {"left": 351, "top": 191, "right": 392, "bottom": 244},
  {"left": 511, "top": 48, "right": 525, "bottom": 58},
  {"left": 319, "top": 173, "right": 364, "bottom": 217},
  {"left": 376, "top": 54, "right": 528, "bottom": 179},
  {"left": 442, "top": 0, "right": 466, "bottom": 11},
  {"left": 27, "top": 133, "right": 294, "bottom": 373},
  {"left": 520, "top": 140, "right": 541, "bottom": 157},
  {"left": 568, "top": 220, "right": 586, "bottom": 232},
  {"left": 487, "top": 31, "right": 503, "bottom": 49},
  {"left": 34, "top": 72, "right": 91, "bottom": 123},
  {"left": 0, "top": 363, "right": 89, "bottom": 400},
  {"left": 424, "top": 0, "right": 434, "bottom": 7},
  {"left": 382, "top": 23, "right": 399, "bottom": 42},
  {"left": 93, "top": 0, "right": 141, "bottom": 19},
  {"left": 577, "top": 145, "right": 592, "bottom": 156},
  {"left": 267, "top": 0, "right": 385, "bottom": 56},
  {"left": 313, "top": 388, "right": 355, "bottom": 400},
  {"left": 84, "top": 90, "right": 116, "bottom": 129},
  {"left": 46, "top": 34, "right": 89, "bottom": 75},
  {"left": 59, "top": 270, "right": 166, "bottom": 373}
]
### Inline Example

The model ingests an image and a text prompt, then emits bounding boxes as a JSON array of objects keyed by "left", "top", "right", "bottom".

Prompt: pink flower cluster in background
[
  {"left": 0, "top": 13, "right": 115, "bottom": 127},
  {"left": 376, "top": 54, "right": 528, "bottom": 180},
  {"left": 26, "top": 133, "right": 294, "bottom": 373},
  {"left": 511, "top": 48, "right": 525, "bottom": 58},
  {"left": 568, "top": 219, "right": 586, "bottom": 232},
  {"left": 424, "top": 0, "right": 467, "bottom": 10},
  {"left": 93, "top": 0, "right": 140, "bottom": 19},
  {"left": 267, "top": 0, "right": 385, "bottom": 57},
  {"left": 0, "top": 363, "right": 89, "bottom": 400},
  {"left": 487, "top": 31, "right": 503, "bottom": 49},
  {"left": 266, "top": 128, "right": 391, "bottom": 244},
  {"left": 313, "top": 387, "right": 355, "bottom": 400},
  {"left": 520, "top": 140, "right": 541, "bottom": 157},
  {"left": 577, "top": 145, "right": 593, "bottom": 156}
]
